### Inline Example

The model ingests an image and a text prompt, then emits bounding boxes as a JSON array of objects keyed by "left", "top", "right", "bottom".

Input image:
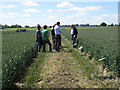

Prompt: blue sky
[{"left": 0, "top": 0, "right": 118, "bottom": 26}]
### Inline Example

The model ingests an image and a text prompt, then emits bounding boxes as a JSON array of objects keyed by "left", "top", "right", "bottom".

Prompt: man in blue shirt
[{"left": 36, "top": 24, "right": 42, "bottom": 52}]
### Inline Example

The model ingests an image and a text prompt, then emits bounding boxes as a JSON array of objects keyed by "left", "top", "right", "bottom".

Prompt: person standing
[
  {"left": 51, "top": 24, "right": 56, "bottom": 49},
  {"left": 54, "top": 22, "right": 62, "bottom": 52},
  {"left": 36, "top": 24, "right": 42, "bottom": 52},
  {"left": 41, "top": 25, "right": 52, "bottom": 53},
  {"left": 71, "top": 24, "right": 78, "bottom": 48}
]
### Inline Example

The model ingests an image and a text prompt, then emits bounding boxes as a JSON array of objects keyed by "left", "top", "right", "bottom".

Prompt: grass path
[
  {"left": 15, "top": 37, "right": 119, "bottom": 88},
  {"left": 34, "top": 48, "right": 99, "bottom": 88}
]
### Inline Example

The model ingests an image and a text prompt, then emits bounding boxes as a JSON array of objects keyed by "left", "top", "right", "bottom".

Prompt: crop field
[
  {"left": 2, "top": 29, "right": 37, "bottom": 88},
  {"left": 2, "top": 26, "right": 119, "bottom": 88},
  {"left": 62, "top": 26, "right": 119, "bottom": 74}
]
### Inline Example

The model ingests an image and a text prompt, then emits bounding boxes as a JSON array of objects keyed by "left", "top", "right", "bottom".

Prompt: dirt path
[{"left": 33, "top": 47, "right": 101, "bottom": 88}]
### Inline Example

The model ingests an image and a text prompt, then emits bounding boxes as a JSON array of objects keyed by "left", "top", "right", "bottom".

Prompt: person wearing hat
[
  {"left": 71, "top": 24, "right": 78, "bottom": 48},
  {"left": 36, "top": 24, "right": 42, "bottom": 52}
]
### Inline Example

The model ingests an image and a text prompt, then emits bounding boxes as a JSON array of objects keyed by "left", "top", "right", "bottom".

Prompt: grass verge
[{"left": 15, "top": 52, "right": 48, "bottom": 88}]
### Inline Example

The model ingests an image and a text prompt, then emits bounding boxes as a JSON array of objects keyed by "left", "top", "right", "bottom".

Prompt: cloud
[
  {"left": 56, "top": 2, "right": 74, "bottom": 8},
  {"left": 56, "top": 2, "right": 102, "bottom": 18},
  {"left": 92, "top": 14, "right": 118, "bottom": 24},
  {"left": 84, "top": 6, "right": 102, "bottom": 11},
  {"left": 48, "top": 16, "right": 57, "bottom": 19},
  {"left": 0, "top": 12, "right": 19, "bottom": 18},
  {"left": 23, "top": 9, "right": 41, "bottom": 12},
  {"left": 0, "top": 4, "right": 16, "bottom": 8},
  {"left": 22, "top": 0, "right": 38, "bottom": 6},
  {"left": 68, "top": 14, "right": 86, "bottom": 18},
  {"left": 48, "top": 9, "right": 53, "bottom": 12},
  {"left": 22, "top": 14, "right": 31, "bottom": 17}
]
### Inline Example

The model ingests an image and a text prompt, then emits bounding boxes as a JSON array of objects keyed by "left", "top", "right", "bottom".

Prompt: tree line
[
  {"left": 0, "top": 24, "right": 35, "bottom": 29},
  {"left": 0, "top": 22, "right": 119, "bottom": 29}
]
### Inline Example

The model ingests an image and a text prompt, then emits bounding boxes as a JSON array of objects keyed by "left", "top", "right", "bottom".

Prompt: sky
[{"left": 0, "top": 0, "right": 119, "bottom": 27}]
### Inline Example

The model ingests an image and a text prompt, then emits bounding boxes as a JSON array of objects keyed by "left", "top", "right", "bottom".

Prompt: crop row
[
  {"left": 2, "top": 30, "right": 37, "bottom": 88},
  {"left": 62, "top": 26, "right": 119, "bottom": 75}
]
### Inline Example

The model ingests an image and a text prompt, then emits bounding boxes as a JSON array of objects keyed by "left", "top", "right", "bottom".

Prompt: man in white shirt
[
  {"left": 71, "top": 24, "right": 78, "bottom": 48},
  {"left": 54, "top": 22, "right": 62, "bottom": 52}
]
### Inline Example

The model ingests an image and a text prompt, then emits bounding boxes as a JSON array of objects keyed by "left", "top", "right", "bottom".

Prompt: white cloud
[
  {"left": 0, "top": 13, "right": 4, "bottom": 16},
  {"left": 0, "top": 4, "right": 16, "bottom": 8},
  {"left": 102, "top": 14, "right": 109, "bottom": 17},
  {"left": 0, "top": 12, "right": 19, "bottom": 18},
  {"left": 56, "top": 2, "right": 102, "bottom": 18},
  {"left": 22, "top": 0, "right": 38, "bottom": 6},
  {"left": 84, "top": 6, "right": 102, "bottom": 11},
  {"left": 102, "top": 14, "right": 117, "bottom": 18},
  {"left": 23, "top": 9, "right": 41, "bottom": 12},
  {"left": 56, "top": 2, "right": 74, "bottom": 8},
  {"left": 92, "top": 14, "right": 118, "bottom": 24},
  {"left": 48, "top": 16, "right": 57, "bottom": 19},
  {"left": 48, "top": 9, "right": 53, "bottom": 12},
  {"left": 68, "top": 14, "right": 86, "bottom": 18},
  {"left": 22, "top": 14, "right": 31, "bottom": 17}
]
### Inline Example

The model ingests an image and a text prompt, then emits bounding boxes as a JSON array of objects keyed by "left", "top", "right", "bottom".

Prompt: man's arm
[
  {"left": 58, "top": 27, "right": 62, "bottom": 33},
  {"left": 37, "top": 31, "right": 41, "bottom": 39}
]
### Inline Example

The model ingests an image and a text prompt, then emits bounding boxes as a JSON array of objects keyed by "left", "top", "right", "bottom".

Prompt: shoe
[{"left": 73, "top": 43, "right": 77, "bottom": 46}]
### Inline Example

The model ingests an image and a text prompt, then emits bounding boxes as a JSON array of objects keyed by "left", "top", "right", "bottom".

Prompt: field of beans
[
  {"left": 2, "top": 30, "right": 37, "bottom": 88},
  {"left": 62, "top": 26, "right": 119, "bottom": 74}
]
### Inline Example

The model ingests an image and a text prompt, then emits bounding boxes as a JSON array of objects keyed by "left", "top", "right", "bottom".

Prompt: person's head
[
  {"left": 53, "top": 24, "right": 56, "bottom": 28},
  {"left": 49, "top": 26, "right": 52, "bottom": 28},
  {"left": 37, "top": 24, "right": 41, "bottom": 30},
  {"left": 43, "top": 25, "right": 47, "bottom": 29},
  {"left": 56, "top": 22, "right": 60, "bottom": 26},
  {"left": 71, "top": 24, "right": 75, "bottom": 28}
]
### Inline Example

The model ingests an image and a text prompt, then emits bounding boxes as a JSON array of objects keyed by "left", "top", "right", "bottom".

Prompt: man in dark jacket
[
  {"left": 71, "top": 24, "right": 78, "bottom": 48},
  {"left": 51, "top": 24, "right": 56, "bottom": 49}
]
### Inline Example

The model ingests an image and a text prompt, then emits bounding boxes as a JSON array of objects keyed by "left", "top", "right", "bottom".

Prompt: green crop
[
  {"left": 2, "top": 30, "right": 37, "bottom": 88},
  {"left": 62, "top": 26, "right": 119, "bottom": 75}
]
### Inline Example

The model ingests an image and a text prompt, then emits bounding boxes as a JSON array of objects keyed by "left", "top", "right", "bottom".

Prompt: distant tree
[
  {"left": 80, "top": 24, "right": 84, "bottom": 26},
  {"left": 75, "top": 24, "right": 79, "bottom": 27},
  {"left": 15, "top": 24, "right": 21, "bottom": 28},
  {"left": 111, "top": 23, "right": 114, "bottom": 26},
  {"left": 25, "top": 25, "right": 30, "bottom": 28},
  {"left": 86, "top": 23, "right": 90, "bottom": 26},
  {"left": 2, "top": 26, "right": 5, "bottom": 29},
  {"left": 100, "top": 22, "right": 107, "bottom": 26},
  {"left": 4, "top": 24, "right": 9, "bottom": 28},
  {"left": 10, "top": 24, "right": 21, "bottom": 28}
]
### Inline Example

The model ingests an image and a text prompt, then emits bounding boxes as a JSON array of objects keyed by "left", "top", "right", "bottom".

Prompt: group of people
[{"left": 36, "top": 21, "right": 78, "bottom": 53}]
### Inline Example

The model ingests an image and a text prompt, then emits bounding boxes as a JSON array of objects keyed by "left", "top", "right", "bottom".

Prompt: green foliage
[
  {"left": 62, "top": 26, "right": 118, "bottom": 75},
  {"left": 24, "top": 53, "right": 47, "bottom": 88},
  {"left": 2, "top": 30, "right": 37, "bottom": 88}
]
